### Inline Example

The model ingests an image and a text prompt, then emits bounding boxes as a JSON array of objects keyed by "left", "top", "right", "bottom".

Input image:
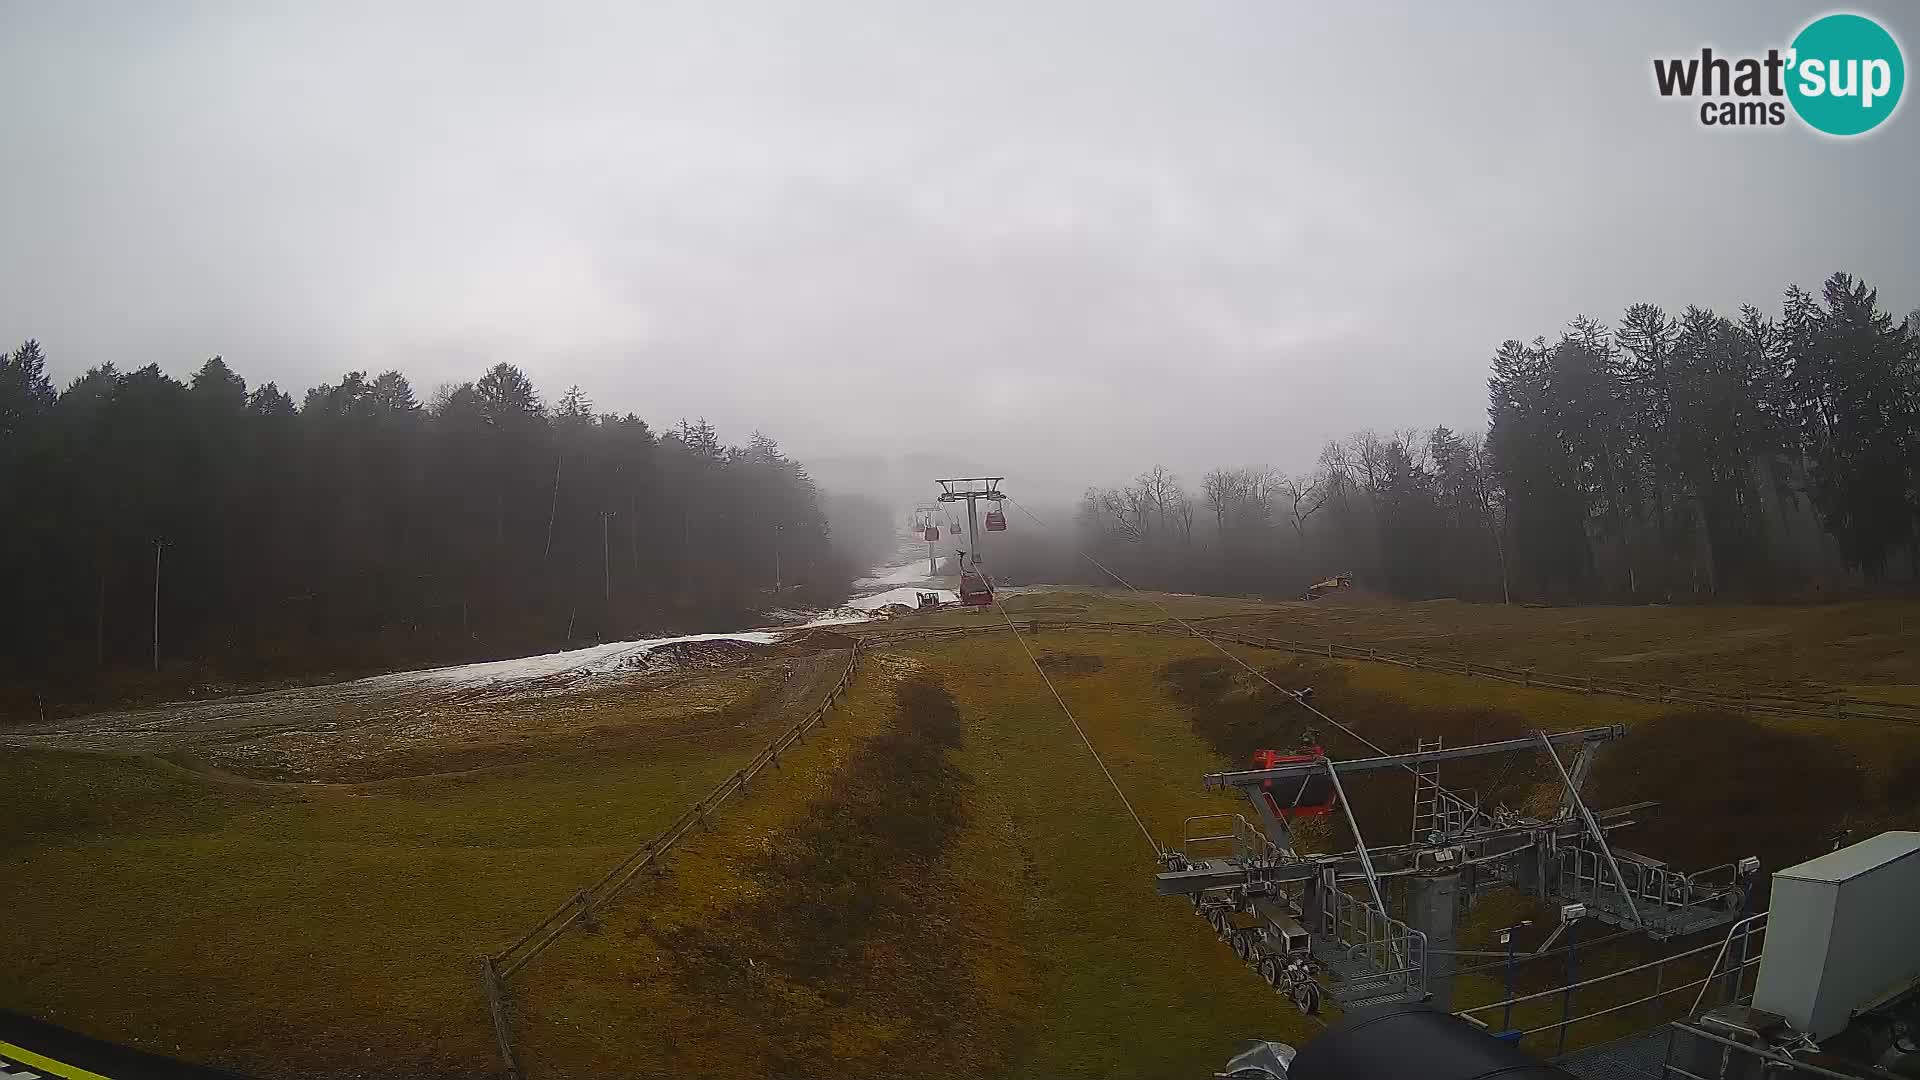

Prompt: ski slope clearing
[
  {"left": 0, "top": 533, "right": 963, "bottom": 778},
  {"left": 371, "top": 632, "right": 780, "bottom": 687}
]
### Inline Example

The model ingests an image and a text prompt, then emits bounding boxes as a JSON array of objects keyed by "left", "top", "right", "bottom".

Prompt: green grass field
[{"left": 5, "top": 591, "right": 1920, "bottom": 1077}]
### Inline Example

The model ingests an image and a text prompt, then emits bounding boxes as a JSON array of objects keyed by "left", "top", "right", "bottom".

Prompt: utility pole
[
  {"left": 151, "top": 537, "right": 164, "bottom": 672},
  {"left": 601, "top": 510, "right": 615, "bottom": 603},
  {"left": 773, "top": 524, "right": 783, "bottom": 592},
  {"left": 544, "top": 459, "right": 562, "bottom": 563}
]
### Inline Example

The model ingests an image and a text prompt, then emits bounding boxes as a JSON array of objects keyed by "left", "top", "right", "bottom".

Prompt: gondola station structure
[{"left": 1157, "top": 725, "right": 1762, "bottom": 1019}]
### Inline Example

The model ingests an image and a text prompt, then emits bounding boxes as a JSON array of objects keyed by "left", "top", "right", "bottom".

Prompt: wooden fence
[
  {"left": 479, "top": 644, "right": 862, "bottom": 1079},
  {"left": 859, "top": 618, "right": 1919, "bottom": 727}
]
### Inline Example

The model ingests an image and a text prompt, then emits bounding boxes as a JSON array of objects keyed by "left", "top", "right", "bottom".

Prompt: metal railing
[
  {"left": 1552, "top": 845, "right": 1743, "bottom": 934},
  {"left": 1659, "top": 1021, "right": 1860, "bottom": 1080},
  {"left": 1689, "top": 912, "right": 1768, "bottom": 1015},
  {"left": 1179, "top": 813, "right": 1284, "bottom": 866},
  {"left": 1459, "top": 912, "right": 1768, "bottom": 1055},
  {"left": 1319, "top": 882, "right": 1427, "bottom": 1002}
]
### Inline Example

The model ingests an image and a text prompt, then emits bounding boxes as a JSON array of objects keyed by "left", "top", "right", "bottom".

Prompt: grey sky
[{"left": 4, "top": 1, "right": 1915, "bottom": 503}]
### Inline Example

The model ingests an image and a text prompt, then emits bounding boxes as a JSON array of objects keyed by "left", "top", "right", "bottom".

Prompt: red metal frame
[{"left": 1253, "top": 746, "right": 1336, "bottom": 818}]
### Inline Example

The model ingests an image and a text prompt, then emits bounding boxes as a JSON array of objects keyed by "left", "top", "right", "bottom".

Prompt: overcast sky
[{"left": 4, "top": 2, "right": 1915, "bottom": 502}]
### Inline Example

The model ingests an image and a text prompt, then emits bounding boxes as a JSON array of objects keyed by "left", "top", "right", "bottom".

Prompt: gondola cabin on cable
[
  {"left": 923, "top": 524, "right": 940, "bottom": 541},
  {"left": 985, "top": 507, "right": 1007, "bottom": 531},
  {"left": 958, "top": 568, "right": 994, "bottom": 606},
  {"left": 1252, "top": 747, "right": 1337, "bottom": 818}
]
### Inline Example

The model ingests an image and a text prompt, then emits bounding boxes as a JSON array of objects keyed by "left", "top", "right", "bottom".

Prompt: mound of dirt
[
  {"left": 1036, "top": 652, "right": 1104, "bottom": 676},
  {"left": 631, "top": 638, "right": 774, "bottom": 675},
  {"left": 1590, "top": 709, "right": 1861, "bottom": 874},
  {"left": 774, "top": 628, "right": 861, "bottom": 654},
  {"left": 1161, "top": 655, "right": 1545, "bottom": 841}
]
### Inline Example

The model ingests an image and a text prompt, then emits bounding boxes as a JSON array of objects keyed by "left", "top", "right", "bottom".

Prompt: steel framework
[{"left": 1157, "top": 723, "right": 1761, "bottom": 1016}]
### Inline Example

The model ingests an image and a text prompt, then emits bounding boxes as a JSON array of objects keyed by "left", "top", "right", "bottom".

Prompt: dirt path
[{"left": 0, "top": 637, "right": 859, "bottom": 784}]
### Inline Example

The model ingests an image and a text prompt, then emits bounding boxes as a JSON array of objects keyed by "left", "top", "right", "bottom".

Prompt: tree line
[
  {"left": 1069, "top": 273, "right": 1920, "bottom": 602},
  {"left": 0, "top": 351, "right": 845, "bottom": 713}
]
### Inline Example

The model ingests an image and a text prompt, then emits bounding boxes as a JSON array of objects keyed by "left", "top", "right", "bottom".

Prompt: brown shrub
[
  {"left": 1035, "top": 652, "right": 1104, "bottom": 676},
  {"left": 1589, "top": 709, "right": 1861, "bottom": 874}
]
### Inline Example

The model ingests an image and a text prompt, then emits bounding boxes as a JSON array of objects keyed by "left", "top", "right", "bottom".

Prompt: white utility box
[{"left": 1751, "top": 831, "right": 1920, "bottom": 1041}]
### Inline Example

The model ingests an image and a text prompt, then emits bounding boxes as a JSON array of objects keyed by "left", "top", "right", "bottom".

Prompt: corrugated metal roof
[{"left": 1777, "top": 831, "right": 1920, "bottom": 884}]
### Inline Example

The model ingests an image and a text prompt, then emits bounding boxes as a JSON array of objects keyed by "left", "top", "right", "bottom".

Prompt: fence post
[
  {"left": 1585, "top": 675, "right": 1594, "bottom": 695},
  {"left": 1524, "top": 668, "right": 1532, "bottom": 687},
  {"left": 1327, "top": 643, "right": 1335, "bottom": 660},
  {"left": 482, "top": 957, "right": 524, "bottom": 1080},
  {"left": 1558, "top": 924, "right": 1579, "bottom": 1057},
  {"left": 1413, "top": 652, "right": 1421, "bottom": 670},
  {"left": 1658, "top": 684, "right": 1668, "bottom": 704}
]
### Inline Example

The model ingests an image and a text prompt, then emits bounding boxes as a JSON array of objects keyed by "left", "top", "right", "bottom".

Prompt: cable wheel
[
  {"left": 1291, "top": 980, "right": 1322, "bottom": 1016},
  {"left": 1258, "top": 957, "right": 1282, "bottom": 986}
]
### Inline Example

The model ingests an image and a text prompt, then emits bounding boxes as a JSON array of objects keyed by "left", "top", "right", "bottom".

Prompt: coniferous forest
[
  {"left": 4, "top": 272, "right": 1917, "bottom": 714},
  {"left": 0, "top": 355, "right": 845, "bottom": 713},
  {"left": 1058, "top": 273, "right": 1919, "bottom": 602}
]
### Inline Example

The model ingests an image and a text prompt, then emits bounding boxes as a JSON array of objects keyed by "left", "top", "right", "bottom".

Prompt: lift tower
[{"left": 936, "top": 477, "right": 1006, "bottom": 606}]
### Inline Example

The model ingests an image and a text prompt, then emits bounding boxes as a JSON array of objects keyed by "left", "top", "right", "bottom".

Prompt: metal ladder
[{"left": 1411, "top": 736, "right": 1443, "bottom": 842}]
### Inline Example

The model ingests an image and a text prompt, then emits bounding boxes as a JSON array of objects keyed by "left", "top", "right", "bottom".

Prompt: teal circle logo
[{"left": 1787, "top": 13, "right": 1904, "bottom": 136}]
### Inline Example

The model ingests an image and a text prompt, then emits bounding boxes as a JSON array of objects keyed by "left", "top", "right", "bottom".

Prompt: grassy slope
[
  {"left": 925, "top": 631, "right": 1316, "bottom": 1078},
  {"left": 0, "top": 712, "right": 807, "bottom": 1078},
  {"left": 509, "top": 653, "right": 913, "bottom": 1078},
  {"left": 457, "top": 631, "right": 1316, "bottom": 1079},
  {"left": 7, "top": 591, "right": 1920, "bottom": 1078},
  {"left": 1215, "top": 593, "right": 1920, "bottom": 693}
]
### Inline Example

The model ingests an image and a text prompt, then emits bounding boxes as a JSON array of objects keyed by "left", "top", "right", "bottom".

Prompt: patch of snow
[
  {"left": 786, "top": 609, "right": 876, "bottom": 628},
  {"left": 847, "top": 587, "right": 959, "bottom": 612},
  {"left": 363, "top": 632, "right": 781, "bottom": 689},
  {"left": 853, "top": 559, "right": 939, "bottom": 589}
]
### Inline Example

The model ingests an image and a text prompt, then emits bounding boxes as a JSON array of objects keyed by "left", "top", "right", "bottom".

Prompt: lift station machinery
[
  {"left": 936, "top": 477, "right": 1006, "bottom": 607},
  {"left": 1156, "top": 724, "right": 1761, "bottom": 1019}
]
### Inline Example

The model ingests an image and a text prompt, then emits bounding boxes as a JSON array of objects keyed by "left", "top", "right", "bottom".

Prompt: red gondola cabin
[
  {"left": 1253, "top": 746, "right": 1336, "bottom": 818},
  {"left": 958, "top": 568, "right": 994, "bottom": 606},
  {"left": 923, "top": 526, "right": 940, "bottom": 541},
  {"left": 985, "top": 508, "right": 1006, "bottom": 531}
]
